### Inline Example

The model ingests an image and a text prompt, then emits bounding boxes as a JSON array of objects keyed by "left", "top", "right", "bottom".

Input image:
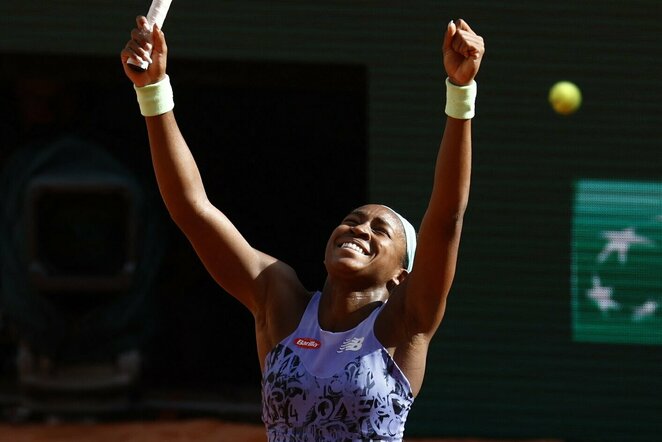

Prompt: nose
[{"left": 350, "top": 222, "right": 370, "bottom": 239}]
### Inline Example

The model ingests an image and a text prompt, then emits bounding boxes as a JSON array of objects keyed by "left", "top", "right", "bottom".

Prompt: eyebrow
[{"left": 347, "top": 210, "right": 397, "bottom": 231}]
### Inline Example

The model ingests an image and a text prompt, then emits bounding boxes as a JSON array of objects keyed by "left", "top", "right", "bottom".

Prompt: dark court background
[{"left": 0, "top": 1, "right": 661, "bottom": 441}]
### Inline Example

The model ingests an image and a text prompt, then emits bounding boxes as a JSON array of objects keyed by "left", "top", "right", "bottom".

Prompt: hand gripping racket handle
[{"left": 127, "top": 0, "right": 172, "bottom": 72}]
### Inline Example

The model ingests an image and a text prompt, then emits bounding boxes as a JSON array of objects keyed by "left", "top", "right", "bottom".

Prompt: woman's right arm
[{"left": 120, "top": 17, "right": 290, "bottom": 312}]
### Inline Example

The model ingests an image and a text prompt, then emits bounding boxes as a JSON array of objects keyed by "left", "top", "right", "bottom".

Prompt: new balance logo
[{"left": 337, "top": 336, "right": 365, "bottom": 353}]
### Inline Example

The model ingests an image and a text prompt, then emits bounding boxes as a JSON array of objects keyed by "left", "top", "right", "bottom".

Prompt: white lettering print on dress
[{"left": 337, "top": 336, "right": 365, "bottom": 353}]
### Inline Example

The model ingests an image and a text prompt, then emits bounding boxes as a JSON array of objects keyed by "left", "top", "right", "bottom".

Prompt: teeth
[{"left": 340, "top": 242, "right": 368, "bottom": 255}]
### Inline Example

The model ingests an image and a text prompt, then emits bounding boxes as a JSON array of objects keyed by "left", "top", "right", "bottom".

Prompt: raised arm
[
  {"left": 120, "top": 17, "right": 291, "bottom": 312},
  {"left": 403, "top": 19, "right": 485, "bottom": 336}
]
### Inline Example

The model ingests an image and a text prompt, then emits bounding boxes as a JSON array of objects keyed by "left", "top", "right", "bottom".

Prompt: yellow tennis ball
[{"left": 549, "top": 81, "right": 582, "bottom": 115}]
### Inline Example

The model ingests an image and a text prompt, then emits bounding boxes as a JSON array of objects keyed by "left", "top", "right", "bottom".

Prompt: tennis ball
[{"left": 549, "top": 81, "right": 582, "bottom": 115}]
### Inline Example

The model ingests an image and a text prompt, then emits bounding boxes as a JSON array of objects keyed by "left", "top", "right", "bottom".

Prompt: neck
[{"left": 318, "top": 278, "right": 388, "bottom": 332}]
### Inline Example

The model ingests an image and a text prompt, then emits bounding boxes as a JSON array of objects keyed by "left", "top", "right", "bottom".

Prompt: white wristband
[
  {"left": 134, "top": 75, "right": 174, "bottom": 117},
  {"left": 445, "top": 78, "right": 477, "bottom": 120}
]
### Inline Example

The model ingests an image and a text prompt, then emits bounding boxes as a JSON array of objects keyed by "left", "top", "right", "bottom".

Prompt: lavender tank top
[{"left": 261, "top": 291, "right": 414, "bottom": 441}]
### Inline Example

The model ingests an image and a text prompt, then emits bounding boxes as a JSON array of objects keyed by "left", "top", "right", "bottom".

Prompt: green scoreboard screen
[{"left": 573, "top": 180, "right": 662, "bottom": 345}]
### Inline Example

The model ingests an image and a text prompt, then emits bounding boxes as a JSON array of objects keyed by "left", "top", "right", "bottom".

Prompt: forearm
[
  {"left": 145, "top": 111, "right": 209, "bottom": 225},
  {"left": 427, "top": 117, "right": 472, "bottom": 225},
  {"left": 404, "top": 117, "right": 470, "bottom": 334}
]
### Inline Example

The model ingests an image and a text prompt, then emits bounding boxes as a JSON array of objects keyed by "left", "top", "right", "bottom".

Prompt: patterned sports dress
[{"left": 261, "top": 291, "right": 414, "bottom": 441}]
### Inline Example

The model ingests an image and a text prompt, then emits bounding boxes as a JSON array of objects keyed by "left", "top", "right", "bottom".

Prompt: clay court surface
[{"left": 0, "top": 418, "right": 562, "bottom": 442}]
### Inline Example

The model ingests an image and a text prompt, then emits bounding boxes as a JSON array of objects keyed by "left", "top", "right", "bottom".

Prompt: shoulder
[
  {"left": 259, "top": 258, "right": 310, "bottom": 307},
  {"left": 255, "top": 258, "right": 312, "bottom": 349},
  {"left": 374, "top": 281, "right": 433, "bottom": 348},
  {"left": 374, "top": 283, "right": 432, "bottom": 397}
]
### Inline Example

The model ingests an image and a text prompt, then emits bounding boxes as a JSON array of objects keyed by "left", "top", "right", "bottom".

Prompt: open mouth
[{"left": 339, "top": 242, "right": 369, "bottom": 255}]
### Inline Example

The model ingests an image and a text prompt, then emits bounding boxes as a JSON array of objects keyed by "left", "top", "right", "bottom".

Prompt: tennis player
[{"left": 122, "top": 16, "right": 484, "bottom": 441}]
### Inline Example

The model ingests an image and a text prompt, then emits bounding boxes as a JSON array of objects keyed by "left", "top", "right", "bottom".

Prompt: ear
[{"left": 386, "top": 268, "right": 409, "bottom": 292}]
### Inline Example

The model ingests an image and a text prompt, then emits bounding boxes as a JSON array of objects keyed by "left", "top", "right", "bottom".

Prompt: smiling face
[{"left": 324, "top": 204, "right": 408, "bottom": 287}]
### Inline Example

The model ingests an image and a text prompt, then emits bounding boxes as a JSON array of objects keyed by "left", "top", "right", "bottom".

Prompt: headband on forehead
[{"left": 381, "top": 205, "right": 417, "bottom": 273}]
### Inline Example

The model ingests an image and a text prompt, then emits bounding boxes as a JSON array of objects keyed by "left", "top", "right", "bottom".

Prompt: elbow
[
  {"left": 427, "top": 207, "right": 466, "bottom": 241},
  {"left": 167, "top": 206, "right": 189, "bottom": 230},
  {"left": 444, "top": 211, "right": 465, "bottom": 237},
  {"left": 447, "top": 196, "right": 468, "bottom": 223},
  {"left": 450, "top": 207, "right": 466, "bottom": 224},
  {"left": 164, "top": 195, "right": 209, "bottom": 231},
  {"left": 420, "top": 209, "right": 465, "bottom": 244},
  {"left": 429, "top": 189, "right": 468, "bottom": 224},
  {"left": 435, "top": 203, "right": 467, "bottom": 233}
]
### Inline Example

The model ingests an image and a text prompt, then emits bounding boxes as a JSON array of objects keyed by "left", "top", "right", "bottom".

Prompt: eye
[
  {"left": 342, "top": 217, "right": 358, "bottom": 226},
  {"left": 372, "top": 225, "right": 391, "bottom": 238}
]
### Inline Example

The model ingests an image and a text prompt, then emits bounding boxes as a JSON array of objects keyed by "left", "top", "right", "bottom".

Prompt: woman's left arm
[{"left": 403, "top": 19, "right": 485, "bottom": 337}]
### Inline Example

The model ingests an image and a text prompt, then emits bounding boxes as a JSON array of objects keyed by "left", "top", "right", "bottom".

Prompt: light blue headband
[{"left": 381, "top": 205, "right": 417, "bottom": 273}]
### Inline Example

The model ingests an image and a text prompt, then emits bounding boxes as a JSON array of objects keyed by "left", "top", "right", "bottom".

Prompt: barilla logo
[{"left": 294, "top": 337, "right": 321, "bottom": 349}]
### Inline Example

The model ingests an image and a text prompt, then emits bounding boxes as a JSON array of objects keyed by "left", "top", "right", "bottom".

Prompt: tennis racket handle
[
  {"left": 126, "top": 0, "right": 172, "bottom": 71},
  {"left": 127, "top": 30, "right": 152, "bottom": 72},
  {"left": 127, "top": 62, "right": 148, "bottom": 73}
]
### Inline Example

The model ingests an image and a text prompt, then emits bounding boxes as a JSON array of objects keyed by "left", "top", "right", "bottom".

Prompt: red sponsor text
[{"left": 294, "top": 337, "right": 321, "bottom": 349}]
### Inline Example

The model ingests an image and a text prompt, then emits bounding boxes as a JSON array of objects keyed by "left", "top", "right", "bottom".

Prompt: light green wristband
[
  {"left": 445, "top": 78, "right": 477, "bottom": 120},
  {"left": 134, "top": 75, "right": 174, "bottom": 117}
]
